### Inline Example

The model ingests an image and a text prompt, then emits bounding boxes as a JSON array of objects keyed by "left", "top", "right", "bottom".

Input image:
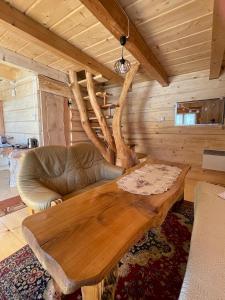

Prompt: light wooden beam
[
  {"left": 0, "top": 1, "right": 123, "bottom": 85},
  {"left": 210, "top": 0, "right": 225, "bottom": 79},
  {"left": 80, "top": 0, "right": 169, "bottom": 86}
]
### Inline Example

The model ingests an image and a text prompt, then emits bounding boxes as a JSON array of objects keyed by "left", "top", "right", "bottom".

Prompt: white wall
[{"left": 0, "top": 75, "right": 42, "bottom": 146}]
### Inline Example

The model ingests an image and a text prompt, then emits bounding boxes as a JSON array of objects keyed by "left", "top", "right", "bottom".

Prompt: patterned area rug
[
  {"left": 0, "top": 201, "right": 193, "bottom": 300},
  {"left": 0, "top": 195, "right": 26, "bottom": 217}
]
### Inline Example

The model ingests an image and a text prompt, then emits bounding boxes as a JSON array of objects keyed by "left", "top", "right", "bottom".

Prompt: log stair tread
[
  {"left": 83, "top": 92, "right": 112, "bottom": 100},
  {"left": 88, "top": 115, "right": 112, "bottom": 121},
  {"left": 91, "top": 126, "right": 112, "bottom": 130},
  {"left": 87, "top": 104, "right": 119, "bottom": 112},
  {"left": 78, "top": 75, "right": 108, "bottom": 87}
]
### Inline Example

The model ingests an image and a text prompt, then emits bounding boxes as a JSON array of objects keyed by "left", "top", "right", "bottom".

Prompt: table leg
[
  {"left": 27, "top": 207, "right": 35, "bottom": 215},
  {"left": 43, "top": 279, "right": 64, "bottom": 300},
  {"left": 81, "top": 280, "right": 104, "bottom": 300}
]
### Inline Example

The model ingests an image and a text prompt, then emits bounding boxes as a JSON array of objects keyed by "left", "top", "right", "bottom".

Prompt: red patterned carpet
[
  {"left": 0, "top": 195, "right": 26, "bottom": 216},
  {"left": 0, "top": 201, "right": 193, "bottom": 300}
]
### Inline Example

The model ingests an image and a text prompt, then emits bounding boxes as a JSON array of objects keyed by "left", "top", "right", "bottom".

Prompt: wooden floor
[
  {"left": 0, "top": 170, "right": 18, "bottom": 201},
  {"left": 0, "top": 207, "right": 28, "bottom": 260},
  {"left": 0, "top": 170, "right": 28, "bottom": 261}
]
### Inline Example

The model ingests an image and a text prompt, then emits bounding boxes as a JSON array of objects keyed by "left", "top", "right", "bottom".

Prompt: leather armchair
[{"left": 17, "top": 143, "right": 124, "bottom": 212}]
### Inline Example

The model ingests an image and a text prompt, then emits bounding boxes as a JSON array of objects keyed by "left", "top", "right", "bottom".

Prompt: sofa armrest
[
  {"left": 101, "top": 161, "right": 124, "bottom": 180},
  {"left": 17, "top": 178, "right": 61, "bottom": 212}
]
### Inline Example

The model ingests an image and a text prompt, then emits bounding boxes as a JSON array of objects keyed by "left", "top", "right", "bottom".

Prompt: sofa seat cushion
[
  {"left": 63, "top": 179, "right": 110, "bottom": 200},
  {"left": 179, "top": 181, "right": 225, "bottom": 300}
]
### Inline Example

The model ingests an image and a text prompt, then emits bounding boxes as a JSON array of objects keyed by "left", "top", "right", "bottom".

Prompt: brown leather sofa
[{"left": 17, "top": 143, "right": 124, "bottom": 212}]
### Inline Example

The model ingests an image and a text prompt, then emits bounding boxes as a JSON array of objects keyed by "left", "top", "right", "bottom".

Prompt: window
[
  {"left": 175, "top": 113, "right": 196, "bottom": 126},
  {"left": 175, "top": 98, "right": 225, "bottom": 126}
]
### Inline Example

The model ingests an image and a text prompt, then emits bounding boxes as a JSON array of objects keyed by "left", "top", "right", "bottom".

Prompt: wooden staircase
[
  {"left": 77, "top": 74, "right": 134, "bottom": 149},
  {"left": 68, "top": 64, "right": 139, "bottom": 168}
]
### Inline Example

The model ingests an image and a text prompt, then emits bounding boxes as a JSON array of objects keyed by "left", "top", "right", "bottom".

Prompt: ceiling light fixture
[{"left": 114, "top": 6, "right": 131, "bottom": 75}]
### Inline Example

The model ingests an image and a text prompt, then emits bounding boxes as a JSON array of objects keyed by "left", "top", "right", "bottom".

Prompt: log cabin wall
[
  {"left": 0, "top": 75, "right": 42, "bottom": 145},
  {"left": 37, "top": 75, "right": 89, "bottom": 145},
  {"left": 107, "top": 70, "right": 225, "bottom": 167}
]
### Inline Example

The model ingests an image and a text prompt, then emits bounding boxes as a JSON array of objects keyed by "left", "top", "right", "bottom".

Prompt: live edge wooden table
[{"left": 22, "top": 159, "right": 190, "bottom": 299}]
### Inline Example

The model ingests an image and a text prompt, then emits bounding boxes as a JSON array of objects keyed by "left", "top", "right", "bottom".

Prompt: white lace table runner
[{"left": 117, "top": 164, "right": 182, "bottom": 195}]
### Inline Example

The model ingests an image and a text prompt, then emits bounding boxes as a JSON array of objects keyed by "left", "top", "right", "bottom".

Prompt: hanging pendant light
[
  {"left": 114, "top": 6, "right": 131, "bottom": 75},
  {"left": 114, "top": 35, "right": 131, "bottom": 74}
]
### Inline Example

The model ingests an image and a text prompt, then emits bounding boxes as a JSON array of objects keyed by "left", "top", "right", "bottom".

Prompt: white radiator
[{"left": 202, "top": 150, "right": 225, "bottom": 172}]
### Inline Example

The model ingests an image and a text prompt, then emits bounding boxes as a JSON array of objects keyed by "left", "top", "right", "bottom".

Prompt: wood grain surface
[{"left": 22, "top": 158, "right": 190, "bottom": 295}]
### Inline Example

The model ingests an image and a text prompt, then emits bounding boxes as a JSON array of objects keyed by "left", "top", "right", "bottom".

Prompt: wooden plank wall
[
  {"left": 38, "top": 75, "right": 89, "bottom": 145},
  {"left": 107, "top": 70, "right": 225, "bottom": 167},
  {"left": 0, "top": 76, "right": 42, "bottom": 145}
]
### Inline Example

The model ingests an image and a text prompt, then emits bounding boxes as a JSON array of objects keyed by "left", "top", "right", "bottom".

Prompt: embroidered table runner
[{"left": 117, "top": 164, "right": 182, "bottom": 195}]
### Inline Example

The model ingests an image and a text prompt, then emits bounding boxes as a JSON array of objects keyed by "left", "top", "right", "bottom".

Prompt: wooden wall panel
[
  {"left": 0, "top": 75, "right": 42, "bottom": 145},
  {"left": 106, "top": 70, "right": 225, "bottom": 167}
]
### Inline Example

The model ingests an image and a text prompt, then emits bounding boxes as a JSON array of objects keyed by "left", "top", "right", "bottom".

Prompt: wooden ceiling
[
  {"left": 0, "top": 0, "right": 215, "bottom": 83},
  {"left": 0, "top": 61, "right": 32, "bottom": 80}
]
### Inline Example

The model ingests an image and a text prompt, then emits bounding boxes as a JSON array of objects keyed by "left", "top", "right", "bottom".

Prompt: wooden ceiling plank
[
  {"left": 164, "top": 51, "right": 211, "bottom": 67},
  {"left": 0, "top": 63, "right": 18, "bottom": 80},
  {"left": 0, "top": 30, "right": 28, "bottom": 51},
  {"left": 0, "top": 0, "right": 123, "bottom": 84},
  {"left": 152, "top": 29, "right": 212, "bottom": 55},
  {"left": 160, "top": 41, "right": 211, "bottom": 61},
  {"left": 136, "top": 0, "right": 213, "bottom": 37},
  {"left": 25, "top": 0, "right": 42, "bottom": 14},
  {"left": 125, "top": 0, "right": 190, "bottom": 27},
  {"left": 34, "top": 51, "right": 61, "bottom": 66},
  {"left": 52, "top": 7, "right": 97, "bottom": 40},
  {"left": 84, "top": 37, "right": 119, "bottom": 58},
  {"left": 80, "top": 0, "right": 168, "bottom": 86},
  {"left": 0, "top": 45, "right": 68, "bottom": 83},
  {"left": 166, "top": 58, "right": 210, "bottom": 76},
  {"left": 26, "top": 0, "right": 82, "bottom": 28},
  {"left": 49, "top": 4, "right": 84, "bottom": 30},
  {"left": 17, "top": 43, "right": 47, "bottom": 59},
  {"left": 16, "top": 42, "right": 31, "bottom": 53},
  {"left": 209, "top": 0, "right": 225, "bottom": 79},
  {"left": 148, "top": 14, "right": 212, "bottom": 47},
  {"left": 6, "top": 0, "right": 38, "bottom": 13}
]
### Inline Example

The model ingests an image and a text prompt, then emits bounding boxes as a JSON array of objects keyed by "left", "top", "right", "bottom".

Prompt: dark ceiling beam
[
  {"left": 80, "top": 0, "right": 169, "bottom": 86},
  {"left": 0, "top": 0, "right": 123, "bottom": 84},
  {"left": 210, "top": 0, "right": 225, "bottom": 79}
]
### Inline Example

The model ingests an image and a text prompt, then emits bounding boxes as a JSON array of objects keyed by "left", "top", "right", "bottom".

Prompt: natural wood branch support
[
  {"left": 69, "top": 64, "right": 140, "bottom": 169},
  {"left": 86, "top": 71, "right": 116, "bottom": 163},
  {"left": 81, "top": 281, "right": 104, "bottom": 300},
  {"left": 112, "top": 63, "right": 140, "bottom": 169},
  {"left": 68, "top": 70, "right": 112, "bottom": 163}
]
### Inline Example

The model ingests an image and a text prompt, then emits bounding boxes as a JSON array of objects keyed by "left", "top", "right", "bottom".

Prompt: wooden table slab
[{"left": 22, "top": 159, "right": 190, "bottom": 297}]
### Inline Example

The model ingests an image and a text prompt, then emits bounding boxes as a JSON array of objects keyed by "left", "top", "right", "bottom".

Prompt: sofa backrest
[{"left": 19, "top": 143, "right": 105, "bottom": 195}]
